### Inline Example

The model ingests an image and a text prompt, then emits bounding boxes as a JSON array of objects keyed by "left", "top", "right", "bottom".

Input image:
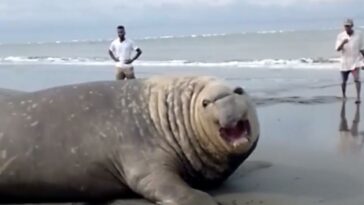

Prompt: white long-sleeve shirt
[{"left": 335, "top": 30, "right": 364, "bottom": 71}]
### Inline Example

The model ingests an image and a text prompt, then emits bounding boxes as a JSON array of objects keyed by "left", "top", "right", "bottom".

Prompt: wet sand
[{"left": 1, "top": 66, "right": 364, "bottom": 205}]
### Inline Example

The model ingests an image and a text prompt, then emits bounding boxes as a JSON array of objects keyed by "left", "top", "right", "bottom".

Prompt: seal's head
[{"left": 195, "top": 78, "right": 259, "bottom": 155}]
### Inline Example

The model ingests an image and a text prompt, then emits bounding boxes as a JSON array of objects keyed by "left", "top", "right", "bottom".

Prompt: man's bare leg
[
  {"left": 353, "top": 68, "right": 361, "bottom": 103},
  {"left": 342, "top": 82, "right": 347, "bottom": 100},
  {"left": 341, "top": 71, "right": 349, "bottom": 100}
]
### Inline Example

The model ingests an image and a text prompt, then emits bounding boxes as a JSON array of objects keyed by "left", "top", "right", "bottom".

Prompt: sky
[{"left": 1, "top": 0, "right": 364, "bottom": 43}]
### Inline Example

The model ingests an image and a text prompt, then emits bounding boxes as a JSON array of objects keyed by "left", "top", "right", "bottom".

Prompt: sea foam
[{"left": 0, "top": 56, "right": 341, "bottom": 70}]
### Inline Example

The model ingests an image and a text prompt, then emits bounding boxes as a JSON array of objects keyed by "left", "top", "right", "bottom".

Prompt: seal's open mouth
[{"left": 219, "top": 120, "right": 251, "bottom": 145}]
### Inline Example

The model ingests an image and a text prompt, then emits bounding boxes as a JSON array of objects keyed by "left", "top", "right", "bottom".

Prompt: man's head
[
  {"left": 344, "top": 18, "right": 354, "bottom": 34},
  {"left": 117, "top": 25, "right": 126, "bottom": 39}
]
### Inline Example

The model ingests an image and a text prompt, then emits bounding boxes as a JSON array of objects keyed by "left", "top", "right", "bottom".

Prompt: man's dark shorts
[{"left": 341, "top": 68, "right": 360, "bottom": 82}]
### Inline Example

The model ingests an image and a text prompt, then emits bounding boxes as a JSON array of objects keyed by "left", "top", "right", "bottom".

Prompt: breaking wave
[{"left": 0, "top": 56, "right": 341, "bottom": 70}]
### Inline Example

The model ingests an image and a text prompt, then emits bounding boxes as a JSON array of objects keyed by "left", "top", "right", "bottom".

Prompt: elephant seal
[{"left": 0, "top": 75, "right": 260, "bottom": 205}]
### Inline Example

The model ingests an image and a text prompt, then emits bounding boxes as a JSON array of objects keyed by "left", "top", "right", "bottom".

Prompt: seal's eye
[
  {"left": 202, "top": 99, "right": 211, "bottom": 108},
  {"left": 234, "top": 87, "right": 244, "bottom": 95}
]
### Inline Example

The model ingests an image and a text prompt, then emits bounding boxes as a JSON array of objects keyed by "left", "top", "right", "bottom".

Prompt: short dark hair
[{"left": 117, "top": 25, "right": 125, "bottom": 30}]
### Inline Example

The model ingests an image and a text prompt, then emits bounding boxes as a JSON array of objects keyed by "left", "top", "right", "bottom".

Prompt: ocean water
[
  {"left": 0, "top": 28, "right": 362, "bottom": 98},
  {"left": 1, "top": 28, "right": 358, "bottom": 69}
]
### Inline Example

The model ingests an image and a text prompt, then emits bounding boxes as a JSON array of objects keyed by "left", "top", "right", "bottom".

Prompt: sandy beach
[{"left": 0, "top": 65, "right": 364, "bottom": 205}]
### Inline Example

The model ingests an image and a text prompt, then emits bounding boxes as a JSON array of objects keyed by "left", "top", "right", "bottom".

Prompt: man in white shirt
[
  {"left": 108, "top": 25, "right": 142, "bottom": 80},
  {"left": 335, "top": 19, "right": 364, "bottom": 103}
]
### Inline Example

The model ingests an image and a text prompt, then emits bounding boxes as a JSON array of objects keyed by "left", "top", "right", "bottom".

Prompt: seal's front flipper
[{"left": 127, "top": 170, "right": 219, "bottom": 205}]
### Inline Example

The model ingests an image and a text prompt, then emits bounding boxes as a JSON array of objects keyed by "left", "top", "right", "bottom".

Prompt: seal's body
[{"left": 0, "top": 76, "right": 259, "bottom": 205}]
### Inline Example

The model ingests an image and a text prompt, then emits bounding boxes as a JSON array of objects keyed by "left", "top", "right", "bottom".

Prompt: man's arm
[
  {"left": 108, "top": 50, "right": 119, "bottom": 62},
  {"left": 132, "top": 48, "right": 142, "bottom": 62},
  {"left": 125, "top": 48, "right": 142, "bottom": 64},
  {"left": 336, "top": 39, "right": 349, "bottom": 52}
]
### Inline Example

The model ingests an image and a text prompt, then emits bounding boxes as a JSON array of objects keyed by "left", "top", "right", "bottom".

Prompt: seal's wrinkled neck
[{"left": 145, "top": 76, "right": 231, "bottom": 181}]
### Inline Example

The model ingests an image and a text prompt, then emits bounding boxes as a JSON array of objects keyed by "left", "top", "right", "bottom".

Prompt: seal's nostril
[{"left": 234, "top": 87, "right": 244, "bottom": 95}]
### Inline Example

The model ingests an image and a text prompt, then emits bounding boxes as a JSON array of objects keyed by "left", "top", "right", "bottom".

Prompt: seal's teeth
[{"left": 233, "top": 137, "right": 249, "bottom": 147}]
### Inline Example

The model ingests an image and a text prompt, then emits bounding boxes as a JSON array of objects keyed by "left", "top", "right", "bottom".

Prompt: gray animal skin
[{"left": 0, "top": 76, "right": 260, "bottom": 205}]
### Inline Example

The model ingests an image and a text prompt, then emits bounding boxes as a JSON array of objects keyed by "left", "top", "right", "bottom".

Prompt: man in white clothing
[
  {"left": 108, "top": 25, "right": 142, "bottom": 80},
  {"left": 335, "top": 18, "right": 364, "bottom": 103}
]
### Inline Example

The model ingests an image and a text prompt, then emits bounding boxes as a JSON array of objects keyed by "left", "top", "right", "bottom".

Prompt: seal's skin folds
[{"left": 0, "top": 76, "right": 259, "bottom": 205}]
